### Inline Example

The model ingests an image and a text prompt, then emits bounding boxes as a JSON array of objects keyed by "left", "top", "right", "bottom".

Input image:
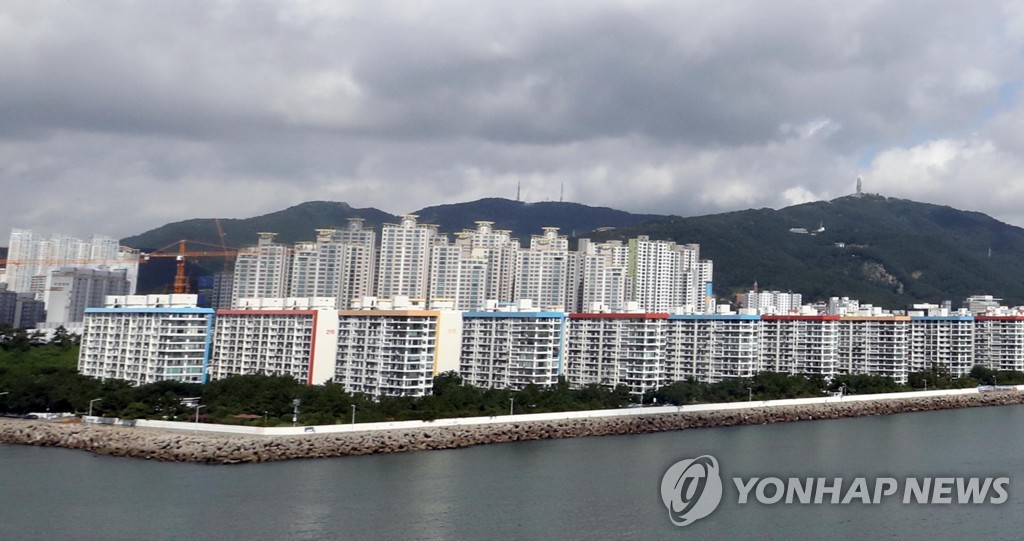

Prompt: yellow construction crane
[{"left": 140, "top": 239, "right": 238, "bottom": 294}]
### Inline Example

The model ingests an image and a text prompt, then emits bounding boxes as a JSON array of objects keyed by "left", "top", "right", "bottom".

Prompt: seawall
[{"left": 1, "top": 390, "right": 1023, "bottom": 464}]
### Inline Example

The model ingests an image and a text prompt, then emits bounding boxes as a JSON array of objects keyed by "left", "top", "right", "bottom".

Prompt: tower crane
[{"left": 140, "top": 239, "right": 238, "bottom": 294}]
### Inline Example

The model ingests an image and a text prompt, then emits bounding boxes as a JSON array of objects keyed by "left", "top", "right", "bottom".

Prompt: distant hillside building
[
  {"left": 231, "top": 233, "right": 292, "bottom": 305},
  {"left": 745, "top": 290, "right": 802, "bottom": 314},
  {"left": 376, "top": 216, "right": 438, "bottom": 301},
  {"left": 289, "top": 219, "right": 376, "bottom": 309},
  {"left": 5, "top": 228, "right": 139, "bottom": 298},
  {"left": 0, "top": 283, "right": 46, "bottom": 329},
  {"left": 42, "top": 267, "right": 131, "bottom": 326}
]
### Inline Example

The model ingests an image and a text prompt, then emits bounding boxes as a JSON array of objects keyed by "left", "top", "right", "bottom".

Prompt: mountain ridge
[{"left": 116, "top": 194, "right": 1024, "bottom": 306}]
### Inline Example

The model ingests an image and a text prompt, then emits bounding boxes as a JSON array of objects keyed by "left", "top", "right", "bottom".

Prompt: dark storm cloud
[{"left": 2, "top": 0, "right": 1024, "bottom": 240}]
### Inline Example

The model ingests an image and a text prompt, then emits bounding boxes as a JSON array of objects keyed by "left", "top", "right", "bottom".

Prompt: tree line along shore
[{"left": 0, "top": 326, "right": 1019, "bottom": 427}]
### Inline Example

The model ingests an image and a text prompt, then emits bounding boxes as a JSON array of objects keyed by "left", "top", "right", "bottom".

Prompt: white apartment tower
[
  {"left": 463, "top": 222, "right": 519, "bottom": 305},
  {"left": 625, "top": 237, "right": 711, "bottom": 313},
  {"left": 974, "top": 316, "right": 1024, "bottom": 372},
  {"left": 578, "top": 239, "right": 629, "bottom": 312},
  {"left": 908, "top": 316, "right": 974, "bottom": 377},
  {"left": 289, "top": 219, "right": 376, "bottom": 309},
  {"left": 515, "top": 227, "right": 574, "bottom": 311},
  {"left": 377, "top": 215, "right": 438, "bottom": 301},
  {"left": 335, "top": 309, "right": 462, "bottom": 397},
  {"left": 565, "top": 313, "right": 667, "bottom": 397},
  {"left": 78, "top": 295, "right": 213, "bottom": 385},
  {"left": 665, "top": 315, "right": 760, "bottom": 383},
  {"left": 459, "top": 311, "right": 566, "bottom": 390},
  {"left": 210, "top": 297, "right": 339, "bottom": 385},
  {"left": 231, "top": 232, "right": 292, "bottom": 306},
  {"left": 759, "top": 315, "right": 840, "bottom": 378},
  {"left": 837, "top": 316, "right": 911, "bottom": 383},
  {"left": 5, "top": 228, "right": 139, "bottom": 297}
]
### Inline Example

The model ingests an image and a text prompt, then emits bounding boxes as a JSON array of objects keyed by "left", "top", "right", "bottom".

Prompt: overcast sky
[{"left": 4, "top": 0, "right": 1024, "bottom": 241}]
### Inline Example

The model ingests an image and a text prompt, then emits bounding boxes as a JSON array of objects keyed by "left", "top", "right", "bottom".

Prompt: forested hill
[
  {"left": 115, "top": 194, "right": 1024, "bottom": 306},
  {"left": 120, "top": 201, "right": 397, "bottom": 250},
  {"left": 598, "top": 194, "right": 1024, "bottom": 307},
  {"left": 119, "top": 198, "right": 664, "bottom": 250}
]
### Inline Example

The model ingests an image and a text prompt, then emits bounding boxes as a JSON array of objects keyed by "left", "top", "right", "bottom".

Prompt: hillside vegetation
[
  {"left": 115, "top": 194, "right": 1024, "bottom": 305},
  {"left": 604, "top": 194, "right": 1024, "bottom": 306}
]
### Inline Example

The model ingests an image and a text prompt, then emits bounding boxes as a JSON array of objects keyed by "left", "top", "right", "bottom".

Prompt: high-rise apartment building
[
  {"left": 974, "top": 315, "right": 1024, "bottom": 372},
  {"left": 625, "top": 237, "right": 711, "bottom": 313},
  {"left": 376, "top": 216, "right": 437, "bottom": 301},
  {"left": 5, "top": 229, "right": 139, "bottom": 297},
  {"left": 78, "top": 295, "right": 213, "bottom": 385},
  {"left": 210, "top": 297, "right": 339, "bottom": 385},
  {"left": 43, "top": 267, "right": 132, "bottom": 325},
  {"left": 515, "top": 227, "right": 574, "bottom": 311},
  {"left": 565, "top": 313, "right": 667, "bottom": 397},
  {"left": 759, "top": 315, "right": 840, "bottom": 378},
  {"left": 289, "top": 220, "right": 376, "bottom": 309},
  {"left": 837, "top": 316, "right": 911, "bottom": 383},
  {"left": 231, "top": 232, "right": 291, "bottom": 305},
  {"left": 665, "top": 314, "right": 760, "bottom": 383},
  {"left": 908, "top": 316, "right": 975, "bottom": 377},
  {"left": 460, "top": 311, "right": 566, "bottom": 390},
  {"left": 335, "top": 309, "right": 462, "bottom": 397},
  {"left": 578, "top": 239, "right": 629, "bottom": 312}
]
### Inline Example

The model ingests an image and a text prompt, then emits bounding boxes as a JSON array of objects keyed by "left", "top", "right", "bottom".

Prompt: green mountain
[
  {"left": 119, "top": 198, "right": 663, "bottom": 293},
  {"left": 600, "top": 194, "right": 1024, "bottom": 307},
  {"left": 121, "top": 198, "right": 665, "bottom": 251},
  {"left": 121, "top": 201, "right": 396, "bottom": 250},
  {"left": 412, "top": 198, "right": 666, "bottom": 240},
  {"left": 116, "top": 194, "right": 1024, "bottom": 306}
]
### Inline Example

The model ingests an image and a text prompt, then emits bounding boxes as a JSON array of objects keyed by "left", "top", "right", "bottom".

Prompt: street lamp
[
  {"left": 88, "top": 398, "right": 102, "bottom": 417},
  {"left": 509, "top": 397, "right": 514, "bottom": 416},
  {"left": 194, "top": 404, "right": 206, "bottom": 424},
  {"left": 747, "top": 387, "right": 753, "bottom": 402},
  {"left": 351, "top": 404, "right": 356, "bottom": 425}
]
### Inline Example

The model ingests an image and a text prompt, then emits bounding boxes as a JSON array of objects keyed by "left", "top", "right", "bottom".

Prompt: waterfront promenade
[{"left": 1, "top": 387, "right": 1021, "bottom": 464}]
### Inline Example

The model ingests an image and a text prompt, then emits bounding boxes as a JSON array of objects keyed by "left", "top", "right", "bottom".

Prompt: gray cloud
[{"left": 3, "top": 0, "right": 1024, "bottom": 241}]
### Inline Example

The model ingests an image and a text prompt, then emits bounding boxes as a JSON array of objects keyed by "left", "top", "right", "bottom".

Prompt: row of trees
[{"left": 1, "top": 336, "right": 1019, "bottom": 425}]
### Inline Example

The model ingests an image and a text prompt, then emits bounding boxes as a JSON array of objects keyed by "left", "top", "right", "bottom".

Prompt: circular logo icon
[{"left": 660, "top": 454, "right": 723, "bottom": 526}]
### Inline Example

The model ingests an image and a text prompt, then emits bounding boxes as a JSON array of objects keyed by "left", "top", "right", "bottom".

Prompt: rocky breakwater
[{"left": 2, "top": 392, "right": 1023, "bottom": 464}]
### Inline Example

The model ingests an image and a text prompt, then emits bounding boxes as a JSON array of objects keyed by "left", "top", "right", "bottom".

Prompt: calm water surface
[{"left": 3, "top": 405, "right": 1024, "bottom": 540}]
